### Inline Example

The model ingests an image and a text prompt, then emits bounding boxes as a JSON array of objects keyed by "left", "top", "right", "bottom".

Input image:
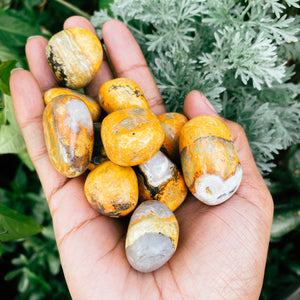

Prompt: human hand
[{"left": 10, "top": 16, "right": 273, "bottom": 300}]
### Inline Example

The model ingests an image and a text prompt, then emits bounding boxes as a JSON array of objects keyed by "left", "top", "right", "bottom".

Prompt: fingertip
[
  {"left": 10, "top": 68, "right": 30, "bottom": 97},
  {"left": 102, "top": 19, "right": 127, "bottom": 35},
  {"left": 25, "top": 36, "right": 57, "bottom": 92},
  {"left": 10, "top": 67, "right": 24, "bottom": 78},
  {"left": 25, "top": 35, "right": 48, "bottom": 56},
  {"left": 101, "top": 19, "right": 137, "bottom": 59},
  {"left": 64, "top": 16, "right": 97, "bottom": 36},
  {"left": 183, "top": 90, "right": 218, "bottom": 119},
  {"left": 9, "top": 68, "right": 25, "bottom": 102},
  {"left": 10, "top": 69, "right": 44, "bottom": 114}
]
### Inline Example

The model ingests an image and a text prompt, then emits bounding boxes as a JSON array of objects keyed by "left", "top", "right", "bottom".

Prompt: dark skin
[{"left": 10, "top": 16, "right": 273, "bottom": 300}]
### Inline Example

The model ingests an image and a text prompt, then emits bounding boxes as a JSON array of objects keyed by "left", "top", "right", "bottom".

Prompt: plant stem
[
  {"left": 240, "top": 2, "right": 252, "bottom": 19},
  {"left": 53, "top": 0, "right": 91, "bottom": 19}
]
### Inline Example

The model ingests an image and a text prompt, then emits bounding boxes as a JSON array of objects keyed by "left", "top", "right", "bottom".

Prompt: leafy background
[{"left": 0, "top": 1, "right": 299, "bottom": 299}]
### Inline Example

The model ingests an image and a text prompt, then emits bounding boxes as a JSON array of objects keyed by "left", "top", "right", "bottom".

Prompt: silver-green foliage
[{"left": 91, "top": 0, "right": 300, "bottom": 175}]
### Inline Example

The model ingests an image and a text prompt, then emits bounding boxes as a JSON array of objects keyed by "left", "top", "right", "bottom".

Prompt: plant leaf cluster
[
  {"left": 0, "top": 1, "right": 97, "bottom": 298},
  {"left": 0, "top": 0, "right": 299, "bottom": 299},
  {"left": 91, "top": 0, "right": 300, "bottom": 175},
  {"left": 0, "top": 162, "right": 70, "bottom": 299}
]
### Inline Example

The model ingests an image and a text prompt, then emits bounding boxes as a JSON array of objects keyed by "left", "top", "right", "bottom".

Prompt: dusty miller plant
[{"left": 91, "top": 0, "right": 300, "bottom": 175}]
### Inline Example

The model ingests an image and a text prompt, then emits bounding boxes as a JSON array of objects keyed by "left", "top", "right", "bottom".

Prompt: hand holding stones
[{"left": 42, "top": 26, "right": 242, "bottom": 273}]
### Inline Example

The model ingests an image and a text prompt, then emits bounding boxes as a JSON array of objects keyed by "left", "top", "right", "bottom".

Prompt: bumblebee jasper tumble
[
  {"left": 43, "top": 95, "right": 93, "bottom": 177},
  {"left": 43, "top": 87, "right": 101, "bottom": 122},
  {"left": 137, "top": 151, "right": 187, "bottom": 211},
  {"left": 46, "top": 27, "right": 103, "bottom": 89},
  {"left": 125, "top": 200, "right": 179, "bottom": 272},
  {"left": 101, "top": 108, "right": 165, "bottom": 166},
  {"left": 98, "top": 78, "right": 149, "bottom": 114},
  {"left": 84, "top": 161, "right": 138, "bottom": 217},
  {"left": 158, "top": 112, "right": 188, "bottom": 165},
  {"left": 179, "top": 115, "right": 242, "bottom": 205}
]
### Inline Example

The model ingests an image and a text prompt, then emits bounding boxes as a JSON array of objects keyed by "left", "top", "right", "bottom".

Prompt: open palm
[{"left": 10, "top": 16, "right": 273, "bottom": 300}]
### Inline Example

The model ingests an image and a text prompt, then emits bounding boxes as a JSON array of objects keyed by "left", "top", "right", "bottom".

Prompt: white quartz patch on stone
[
  {"left": 126, "top": 232, "right": 175, "bottom": 273},
  {"left": 138, "top": 151, "right": 174, "bottom": 187},
  {"left": 193, "top": 164, "right": 243, "bottom": 205},
  {"left": 65, "top": 99, "right": 93, "bottom": 134}
]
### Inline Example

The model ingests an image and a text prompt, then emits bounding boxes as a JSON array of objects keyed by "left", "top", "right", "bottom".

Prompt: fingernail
[
  {"left": 10, "top": 67, "right": 23, "bottom": 74},
  {"left": 27, "top": 35, "right": 44, "bottom": 41}
]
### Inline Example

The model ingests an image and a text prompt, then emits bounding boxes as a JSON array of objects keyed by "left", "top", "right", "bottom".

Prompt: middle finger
[{"left": 102, "top": 20, "right": 166, "bottom": 115}]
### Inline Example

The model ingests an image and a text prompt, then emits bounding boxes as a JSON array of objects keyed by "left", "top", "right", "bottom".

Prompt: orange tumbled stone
[
  {"left": 179, "top": 115, "right": 242, "bottom": 206},
  {"left": 46, "top": 27, "right": 103, "bottom": 89},
  {"left": 43, "top": 87, "right": 101, "bottom": 122},
  {"left": 98, "top": 78, "right": 149, "bottom": 114},
  {"left": 43, "top": 95, "right": 94, "bottom": 177},
  {"left": 84, "top": 160, "right": 138, "bottom": 217},
  {"left": 101, "top": 107, "right": 165, "bottom": 166}
]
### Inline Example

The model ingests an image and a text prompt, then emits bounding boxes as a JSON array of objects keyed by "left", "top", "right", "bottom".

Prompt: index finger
[{"left": 102, "top": 20, "right": 166, "bottom": 115}]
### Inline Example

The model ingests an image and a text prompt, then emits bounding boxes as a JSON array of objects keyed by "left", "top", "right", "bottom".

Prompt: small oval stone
[
  {"left": 98, "top": 78, "right": 149, "bottom": 114},
  {"left": 125, "top": 200, "right": 179, "bottom": 272},
  {"left": 137, "top": 151, "right": 187, "bottom": 211},
  {"left": 43, "top": 95, "right": 94, "bottom": 177},
  {"left": 84, "top": 160, "right": 138, "bottom": 217},
  {"left": 101, "top": 108, "right": 165, "bottom": 166},
  {"left": 158, "top": 112, "right": 188, "bottom": 165},
  {"left": 44, "top": 87, "right": 101, "bottom": 122},
  {"left": 179, "top": 115, "right": 242, "bottom": 205},
  {"left": 46, "top": 27, "right": 103, "bottom": 89}
]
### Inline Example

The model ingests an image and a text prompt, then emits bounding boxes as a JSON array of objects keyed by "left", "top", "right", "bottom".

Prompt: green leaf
[
  {"left": 0, "top": 93, "right": 4, "bottom": 114},
  {"left": 289, "top": 263, "right": 300, "bottom": 276},
  {"left": 98, "top": 0, "right": 113, "bottom": 15},
  {"left": 2, "top": 94, "right": 20, "bottom": 130},
  {"left": 14, "top": 163, "right": 28, "bottom": 189},
  {"left": 271, "top": 207, "right": 300, "bottom": 241},
  {"left": 0, "top": 222, "right": 6, "bottom": 234},
  {"left": 41, "top": 225, "right": 56, "bottom": 241},
  {"left": 25, "top": 268, "right": 51, "bottom": 292},
  {"left": 0, "top": 43, "right": 27, "bottom": 68},
  {"left": 0, "top": 203, "right": 42, "bottom": 242},
  {"left": 0, "top": 9, "right": 41, "bottom": 47},
  {"left": 0, "top": 94, "right": 27, "bottom": 154},
  {"left": 0, "top": 123, "right": 26, "bottom": 154},
  {"left": 11, "top": 254, "right": 28, "bottom": 266},
  {"left": 48, "top": 252, "right": 61, "bottom": 275},
  {"left": 0, "top": 60, "right": 17, "bottom": 95},
  {"left": 18, "top": 272, "right": 29, "bottom": 293},
  {"left": 4, "top": 268, "right": 23, "bottom": 281}
]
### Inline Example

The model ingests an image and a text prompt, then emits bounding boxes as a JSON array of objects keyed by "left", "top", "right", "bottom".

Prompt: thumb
[
  {"left": 183, "top": 90, "right": 273, "bottom": 212},
  {"left": 183, "top": 90, "right": 219, "bottom": 118},
  {"left": 183, "top": 90, "right": 255, "bottom": 171}
]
